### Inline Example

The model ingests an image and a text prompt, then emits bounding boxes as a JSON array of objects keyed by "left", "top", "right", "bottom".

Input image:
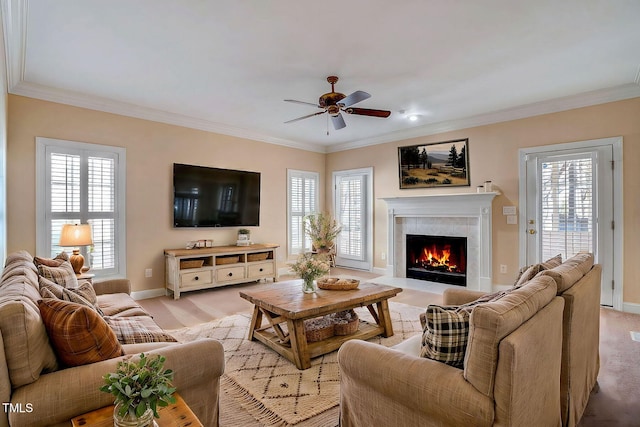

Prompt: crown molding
[
  {"left": 327, "top": 82, "right": 640, "bottom": 153},
  {"left": 10, "top": 80, "right": 328, "bottom": 153},
  {"left": 3, "top": 1, "right": 639, "bottom": 155}
]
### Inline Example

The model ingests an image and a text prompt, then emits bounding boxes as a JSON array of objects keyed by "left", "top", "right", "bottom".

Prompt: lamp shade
[{"left": 59, "top": 224, "right": 93, "bottom": 247}]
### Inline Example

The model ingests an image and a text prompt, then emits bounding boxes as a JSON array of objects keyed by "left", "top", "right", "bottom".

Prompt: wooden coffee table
[{"left": 239, "top": 280, "right": 402, "bottom": 369}]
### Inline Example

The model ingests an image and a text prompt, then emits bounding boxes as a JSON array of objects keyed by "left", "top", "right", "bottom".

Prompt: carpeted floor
[{"left": 138, "top": 270, "right": 640, "bottom": 426}]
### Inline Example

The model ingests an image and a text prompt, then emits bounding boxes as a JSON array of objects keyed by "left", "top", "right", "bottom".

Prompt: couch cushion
[
  {"left": 1, "top": 251, "right": 39, "bottom": 295},
  {"left": 96, "top": 293, "right": 151, "bottom": 317},
  {"left": 513, "top": 254, "right": 562, "bottom": 288},
  {"left": 464, "top": 275, "right": 557, "bottom": 398},
  {"left": 39, "top": 276, "right": 104, "bottom": 316},
  {"left": 104, "top": 316, "right": 177, "bottom": 344},
  {"left": 0, "top": 275, "right": 59, "bottom": 388},
  {"left": 539, "top": 252, "right": 595, "bottom": 294},
  {"left": 38, "top": 299, "right": 124, "bottom": 367}
]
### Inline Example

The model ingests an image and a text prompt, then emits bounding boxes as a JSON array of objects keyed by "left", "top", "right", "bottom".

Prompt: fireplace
[
  {"left": 382, "top": 193, "right": 498, "bottom": 292},
  {"left": 406, "top": 234, "right": 467, "bottom": 286}
]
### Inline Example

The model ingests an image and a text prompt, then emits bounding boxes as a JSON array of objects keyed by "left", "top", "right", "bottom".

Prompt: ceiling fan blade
[
  {"left": 345, "top": 107, "right": 391, "bottom": 118},
  {"left": 331, "top": 113, "right": 346, "bottom": 130},
  {"left": 338, "top": 90, "right": 371, "bottom": 107},
  {"left": 284, "top": 111, "right": 326, "bottom": 124},
  {"left": 284, "top": 99, "right": 321, "bottom": 108}
]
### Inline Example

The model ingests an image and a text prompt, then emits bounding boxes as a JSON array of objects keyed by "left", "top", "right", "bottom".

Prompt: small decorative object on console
[{"left": 237, "top": 229, "right": 251, "bottom": 246}]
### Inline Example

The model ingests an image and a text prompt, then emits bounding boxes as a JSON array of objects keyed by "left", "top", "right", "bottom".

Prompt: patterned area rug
[{"left": 169, "top": 302, "right": 424, "bottom": 426}]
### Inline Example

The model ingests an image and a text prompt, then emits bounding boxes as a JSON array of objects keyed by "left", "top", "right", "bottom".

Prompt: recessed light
[{"left": 408, "top": 115, "right": 420, "bottom": 121}]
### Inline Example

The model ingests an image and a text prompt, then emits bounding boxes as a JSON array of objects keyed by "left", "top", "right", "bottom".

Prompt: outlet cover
[
  {"left": 631, "top": 331, "right": 640, "bottom": 342},
  {"left": 145, "top": 268, "right": 152, "bottom": 278},
  {"left": 507, "top": 215, "right": 518, "bottom": 225}
]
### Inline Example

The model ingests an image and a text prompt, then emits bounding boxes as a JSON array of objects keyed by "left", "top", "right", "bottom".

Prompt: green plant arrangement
[
  {"left": 304, "top": 212, "right": 342, "bottom": 252},
  {"left": 101, "top": 353, "right": 176, "bottom": 425},
  {"left": 289, "top": 252, "right": 330, "bottom": 293}
]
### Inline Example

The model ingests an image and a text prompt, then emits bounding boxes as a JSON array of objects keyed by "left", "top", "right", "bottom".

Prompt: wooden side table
[
  {"left": 71, "top": 393, "right": 202, "bottom": 427},
  {"left": 75, "top": 272, "right": 95, "bottom": 284}
]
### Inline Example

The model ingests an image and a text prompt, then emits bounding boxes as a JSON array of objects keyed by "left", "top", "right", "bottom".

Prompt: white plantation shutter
[
  {"left": 336, "top": 175, "right": 364, "bottom": 260},
  {"left": 288, "top": 170, "right": 318, "bottom": 255},
  {"left": 539, "top": 154, "right": 595, "bottom": 261},
  {"left": 37, "top": 138, "right": 125, "bottom": 278}
]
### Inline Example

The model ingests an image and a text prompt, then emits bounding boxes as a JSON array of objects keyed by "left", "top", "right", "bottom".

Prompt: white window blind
[
  {"left": 539, "top": 154, "right": 595, "bottom": 261},
  {"left": 337, "top": 175, "right": 364, "bottom": 260},
  {"left": 288, "top": 170, "right": 318, "bottom": 255},
  {"left": 37, "top": 138, "right": 126, "bottom": 278}
]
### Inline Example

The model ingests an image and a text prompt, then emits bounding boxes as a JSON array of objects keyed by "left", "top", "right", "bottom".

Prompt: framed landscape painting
[{"left": 398, "top": 138, "right": 470, "bottom": 189}]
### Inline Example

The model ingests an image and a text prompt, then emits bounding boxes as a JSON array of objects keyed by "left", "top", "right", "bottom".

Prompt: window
[
  {"left": 287, "top": 170, "right": 318, "bottom": 256},
  {"left": 36, "top": 137, "right": 126, "bottom": 278},
  {"left": 539, "top": 154, "right": 595, "bottom": 261}
]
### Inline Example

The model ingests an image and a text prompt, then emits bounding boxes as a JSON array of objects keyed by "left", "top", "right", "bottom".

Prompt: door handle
[{"left": 528, "top": 229, "right": 536, "bottom": 234}]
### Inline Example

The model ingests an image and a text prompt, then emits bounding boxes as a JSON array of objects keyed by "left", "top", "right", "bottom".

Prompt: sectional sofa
[{"left": 0, "top": 250, "right": 225, "bottom": 427}]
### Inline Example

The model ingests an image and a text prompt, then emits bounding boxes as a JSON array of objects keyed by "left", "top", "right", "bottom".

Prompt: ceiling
[{"left": 2, "top": 0, "right": 640, "bottom": 153}]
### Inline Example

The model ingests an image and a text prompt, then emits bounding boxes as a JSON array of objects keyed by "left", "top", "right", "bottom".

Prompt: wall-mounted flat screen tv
[{"left": 173, "top": 163, "right": 261, "bottom": 227}]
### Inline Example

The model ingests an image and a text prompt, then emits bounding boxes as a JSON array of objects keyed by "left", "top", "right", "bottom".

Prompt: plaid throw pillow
[
  {"left": 105, "top": 316, "right": 178, "bottom": 344},
  {"left": 39, "top": 276, "right": 105, "bottom": 316},
  {"left": 420, "top": 304, "right": 472, "bottom": 368},
  {"left": 35, "top": 253, "right": 78, "bottom": 289},
  {"left": 38, "top": 299, "right": 123, "bottom": 367}
]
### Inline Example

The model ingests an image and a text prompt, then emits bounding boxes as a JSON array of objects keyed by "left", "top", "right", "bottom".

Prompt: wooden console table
[
  {"left": 165, "top": 243, "right": 279, "bottom": 299},
  {"left": 240, "top": 280, "right": 402, "bottom": 369},
  {"left": 71, "top": 393, "right": 202, "bottom": 427}
]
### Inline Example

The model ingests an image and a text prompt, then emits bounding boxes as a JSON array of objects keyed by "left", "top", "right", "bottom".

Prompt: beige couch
[
  {"left": 445, "top": 253, "right": 601, "bottom": 426},
  {"left": 0, "top": 250, "right": 225, "bottom": 427},
  {"left": 339, "top": 274, "right": 565, "bottom": 426}
]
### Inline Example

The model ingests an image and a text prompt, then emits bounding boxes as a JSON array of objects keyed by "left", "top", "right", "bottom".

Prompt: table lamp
[{"left": 59, "top": 223, "right": 93, "bottom": 274}]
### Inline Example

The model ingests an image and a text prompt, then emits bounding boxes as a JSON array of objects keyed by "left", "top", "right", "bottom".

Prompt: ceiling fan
[{"left": 284, "top": 76, "right": 391, "bottom": 130}]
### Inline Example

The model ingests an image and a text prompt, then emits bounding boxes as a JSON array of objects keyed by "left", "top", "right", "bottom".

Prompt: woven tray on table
[{"left": 317, "top": 278, "right": 360, "bottom": 290}]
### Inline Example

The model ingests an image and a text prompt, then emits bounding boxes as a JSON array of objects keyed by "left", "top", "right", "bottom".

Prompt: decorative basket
[
  {"left": 317, "top": 278, "right": 360, "bottom": 290},
  {"left": 247, "top": 252, "right": 269, "bottom": 262},
  {"left": 304, "top": 315, "right": 335, "bottom": 342},
  {"left": 216, "top": 255, "right": 240, "bottom": 265},
  {"left": 332, "top": 310, "right": 359, "bottom": 336},
  {"left": 180, "top": 259, "right": 204, "bottom": 269}
]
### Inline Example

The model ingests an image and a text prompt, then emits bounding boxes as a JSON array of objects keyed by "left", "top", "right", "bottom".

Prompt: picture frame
[{"left": 398, "top": 138, "right": 470, "bottom": 189}]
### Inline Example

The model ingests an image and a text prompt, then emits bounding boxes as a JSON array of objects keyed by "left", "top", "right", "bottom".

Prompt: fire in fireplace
[{"left": 406, "top": 234, "right": 467, "bottom": 286}]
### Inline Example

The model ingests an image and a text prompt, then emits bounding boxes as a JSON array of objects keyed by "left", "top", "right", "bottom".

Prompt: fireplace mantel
[{"left": 381, "top": 192, "right": 499, "bottom": 292}]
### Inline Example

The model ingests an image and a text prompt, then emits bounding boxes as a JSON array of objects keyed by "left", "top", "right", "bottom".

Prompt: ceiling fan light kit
[{"left": 285, "top": 76, "right": 391, "bottom": 131}]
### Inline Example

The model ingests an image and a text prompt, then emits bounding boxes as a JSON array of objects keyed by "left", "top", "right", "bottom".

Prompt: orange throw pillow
[{"left": 38, "top": 299, "right": 124, "bottom": 367}]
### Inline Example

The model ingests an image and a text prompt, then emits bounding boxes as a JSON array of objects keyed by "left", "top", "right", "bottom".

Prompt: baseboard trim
[
  {"left": 372, "top": 267, "right": 388, "bottom": 276},
  {"left": 622, "top": 302, "right": 640, "bottom": 314},
  {"left": 131, "top": 288, "right": 166, "bottom": 300}
]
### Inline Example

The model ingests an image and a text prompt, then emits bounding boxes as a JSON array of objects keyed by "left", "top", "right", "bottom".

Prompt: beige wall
[
  {"left": 326, "top": 97, "right": 640, "bottom": 305},
  {"left": 7, "top": 94, "right": 640, "bottom": 306},
  {"left": 7, "top": 95, "right": 325, "bottom": 292}
]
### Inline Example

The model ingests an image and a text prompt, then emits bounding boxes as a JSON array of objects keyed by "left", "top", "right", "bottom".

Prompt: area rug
[{"left": 169, "top": 301, "right": 425, "bottom": 426}]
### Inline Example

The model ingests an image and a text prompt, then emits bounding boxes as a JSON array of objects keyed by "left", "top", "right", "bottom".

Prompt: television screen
[{"left": 173, "top": 163, "right": 260, "bottom": 227}]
